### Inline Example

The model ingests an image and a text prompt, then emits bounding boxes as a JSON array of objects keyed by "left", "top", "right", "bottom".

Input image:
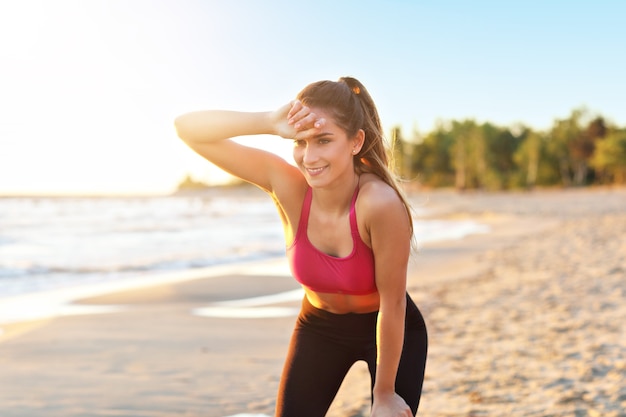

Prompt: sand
[{"left": 0, "top": 186, "right": 624, "bottom": 417}]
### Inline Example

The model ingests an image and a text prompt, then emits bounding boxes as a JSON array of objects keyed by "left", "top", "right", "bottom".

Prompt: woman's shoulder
[
  {"left": 356, "top": 175, "right": 411, "bottom": 243},
  {"left": 359, "top": 174, "right": 399, "bottom": 198},
  {"left": 358, "top": 174, "right": 404, "bottom": 213}
]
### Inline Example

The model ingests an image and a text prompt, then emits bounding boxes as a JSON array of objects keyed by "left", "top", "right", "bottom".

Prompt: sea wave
[{"left": 0, "top": 193, "right": 488, "bottom": 299}]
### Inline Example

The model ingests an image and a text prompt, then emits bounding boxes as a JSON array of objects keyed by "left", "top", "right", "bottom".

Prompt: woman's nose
[{"left": 302, "top": 145, "right": 318, "bottom": 164}]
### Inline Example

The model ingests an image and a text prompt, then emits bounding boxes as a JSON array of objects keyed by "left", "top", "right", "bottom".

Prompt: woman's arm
[
  {"left": 365, "top": 183, "right": 413, "bottom": 417},
  {"left": 174, "top": 101, "right": 322, "bottom": 193},
  {"left": 174, "top": 103, "right": 304, "bottom": 193}
]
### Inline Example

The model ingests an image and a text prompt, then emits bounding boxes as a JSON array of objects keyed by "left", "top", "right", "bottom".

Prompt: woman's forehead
[{"left": 309, "top": 106, "right": 333, "bottom": 119}]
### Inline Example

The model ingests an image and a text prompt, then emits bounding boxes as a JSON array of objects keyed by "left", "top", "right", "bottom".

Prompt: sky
[{"left": 1, "top": 0, "right": 624, "bottom": 195}]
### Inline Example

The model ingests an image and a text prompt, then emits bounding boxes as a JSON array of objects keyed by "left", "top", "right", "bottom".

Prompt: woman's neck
[{"left": 311, "top": 173, "right": 359, "bottom": 216}]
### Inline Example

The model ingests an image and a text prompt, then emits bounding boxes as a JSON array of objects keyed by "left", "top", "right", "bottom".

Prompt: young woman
[{"left": 174, "top": 77, "right": 428, "bottom": 417}]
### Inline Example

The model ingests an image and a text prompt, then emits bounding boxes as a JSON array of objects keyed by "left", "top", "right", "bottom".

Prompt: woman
[{"left": 175, "top": 76, "right": 428, "bottom": 417}]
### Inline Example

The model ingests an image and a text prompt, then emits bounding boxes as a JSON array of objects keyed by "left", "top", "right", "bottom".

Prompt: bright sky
[{"left": 1, "top": 0, "right": 624, "bottom": 195}]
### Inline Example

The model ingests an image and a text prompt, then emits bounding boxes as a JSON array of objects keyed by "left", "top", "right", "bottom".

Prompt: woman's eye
[{"left": 318, "top": 139, "right": 330, "bottom": 145}]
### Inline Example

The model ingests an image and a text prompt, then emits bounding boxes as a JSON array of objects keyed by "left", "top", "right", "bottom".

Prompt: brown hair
[{"left": 296, "top": 76, "right": 414, "bottom": 237}]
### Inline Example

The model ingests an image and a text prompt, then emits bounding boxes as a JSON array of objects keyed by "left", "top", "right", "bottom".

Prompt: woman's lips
[{"left": 306, "top": 166, "right": 327, "bottom": 176}]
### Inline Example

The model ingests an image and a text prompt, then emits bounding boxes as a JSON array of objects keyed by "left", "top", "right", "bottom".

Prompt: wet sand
[{"left": 0, "top": 186, "right": 624, "bottom": 417}]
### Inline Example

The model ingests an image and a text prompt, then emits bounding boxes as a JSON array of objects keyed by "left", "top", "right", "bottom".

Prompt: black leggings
[{"left": 276, "top": 293, "right": 428, "bottom": 417}]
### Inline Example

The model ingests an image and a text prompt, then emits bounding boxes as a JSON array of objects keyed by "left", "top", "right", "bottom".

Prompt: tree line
[{"left": 390, "top": 107, "right": 626, "bottom": 190}]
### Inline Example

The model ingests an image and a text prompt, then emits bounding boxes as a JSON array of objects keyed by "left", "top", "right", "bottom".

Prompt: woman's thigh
[{"left": 276, "top": 327, "right": 356, "bottom": 417}]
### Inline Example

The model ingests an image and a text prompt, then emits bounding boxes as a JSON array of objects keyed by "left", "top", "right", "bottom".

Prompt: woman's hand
[
  {"left": 269, "top": 102, "right": 296, "bottom": 139},
  {"left": 270, "top": 100, "right": 325, "bottom": 140},
  {"left": 371, "top": 392, "right": 413, "bottom": 417}
]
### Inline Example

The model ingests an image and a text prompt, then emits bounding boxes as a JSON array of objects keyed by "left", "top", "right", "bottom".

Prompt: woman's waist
[{"left": 303, "top": 288, "right": 380, "bottom": 314}]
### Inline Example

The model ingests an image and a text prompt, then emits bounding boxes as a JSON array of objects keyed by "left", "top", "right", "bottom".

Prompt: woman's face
[{"left": 292, "top": 107, "right": 363, "bottom": 188}]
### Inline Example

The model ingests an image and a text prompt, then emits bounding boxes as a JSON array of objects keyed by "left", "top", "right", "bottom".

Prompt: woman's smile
[{"left": 305, "top": 166, "right": 327, "bottom": 176}]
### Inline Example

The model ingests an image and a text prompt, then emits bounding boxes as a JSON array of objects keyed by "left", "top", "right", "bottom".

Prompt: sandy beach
[{"left": 1, "top": 186, "right": 625, "bottom": 417}]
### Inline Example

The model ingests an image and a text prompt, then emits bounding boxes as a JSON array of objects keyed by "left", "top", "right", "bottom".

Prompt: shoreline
[
  {"left": 0, "top": 257, "right": 294, "bottom": 337},
  {"left": 0, "top": 187, "right": 624, "bottom": 416}
]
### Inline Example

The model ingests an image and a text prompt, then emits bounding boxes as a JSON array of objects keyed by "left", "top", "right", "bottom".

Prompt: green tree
[
  {"left": 547, "top": 110, "right": 579, "bottom": 186},
  {"left": 450, "top": 120, "right": 479, "bottom": 190},
  {"left": 546, "top": 108, "right": 603, "bottom": 186},
  {"left": 449, "top": 120, "right": 519, "bottom": 190},
  {"left": 513, "top": 128, "right": 542, "bottom": 188},
  {"left": 584, "top": 116, "right": 609, "bottom": 184},
  {"left": 481, "top": 123, "right": 520, "bottom": 189},
  {"left": 513, "top": 127, "right": 564, "bottom": 187},
  {"left": 410, "top": 122, "right": 455, "bottom": 187},
  {"left": 590, "top": 128, "right": 626, "bottom": 184}
]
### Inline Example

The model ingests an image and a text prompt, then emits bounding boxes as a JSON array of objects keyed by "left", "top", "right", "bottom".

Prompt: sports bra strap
[
  {"left": 349, "top": 186, "right": 360, "bottom": 237},
  {"left": 297, "top": 187, "right": 313, "bottom": 237},
  {"left": 298, "top": 186, "right": 361, "bottom": 239}
]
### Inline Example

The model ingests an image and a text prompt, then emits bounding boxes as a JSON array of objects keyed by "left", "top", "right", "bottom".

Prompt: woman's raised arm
[{"left": 174, "top": 103, "right": 300, "bottom": 193}]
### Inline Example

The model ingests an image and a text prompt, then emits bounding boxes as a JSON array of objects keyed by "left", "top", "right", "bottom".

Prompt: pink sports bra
[{"left": 286, "top": 186, "right": 377, "bottom": 295}]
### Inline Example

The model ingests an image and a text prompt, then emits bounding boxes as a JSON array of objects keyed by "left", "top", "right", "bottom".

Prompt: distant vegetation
[
  {"left": 390, "top": 107, "right": 626, "bottom": 190},
  {"left": 176, "top": 174, "right": 248, "bottom": 192},
  {"left": 176, "top": 174, "right": 211, "bottom": 190},
  {"left": 177, "top": 108, "right": 626, "bottom": 192}
]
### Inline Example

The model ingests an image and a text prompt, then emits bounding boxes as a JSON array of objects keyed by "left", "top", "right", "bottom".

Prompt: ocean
[{"left": 0, "top": 190, "right": 489, "bottom": 324}]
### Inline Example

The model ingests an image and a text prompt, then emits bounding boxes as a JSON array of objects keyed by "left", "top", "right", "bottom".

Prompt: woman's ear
[{"left": 352, "top": 129, "right": 365, "bottom": 154}]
